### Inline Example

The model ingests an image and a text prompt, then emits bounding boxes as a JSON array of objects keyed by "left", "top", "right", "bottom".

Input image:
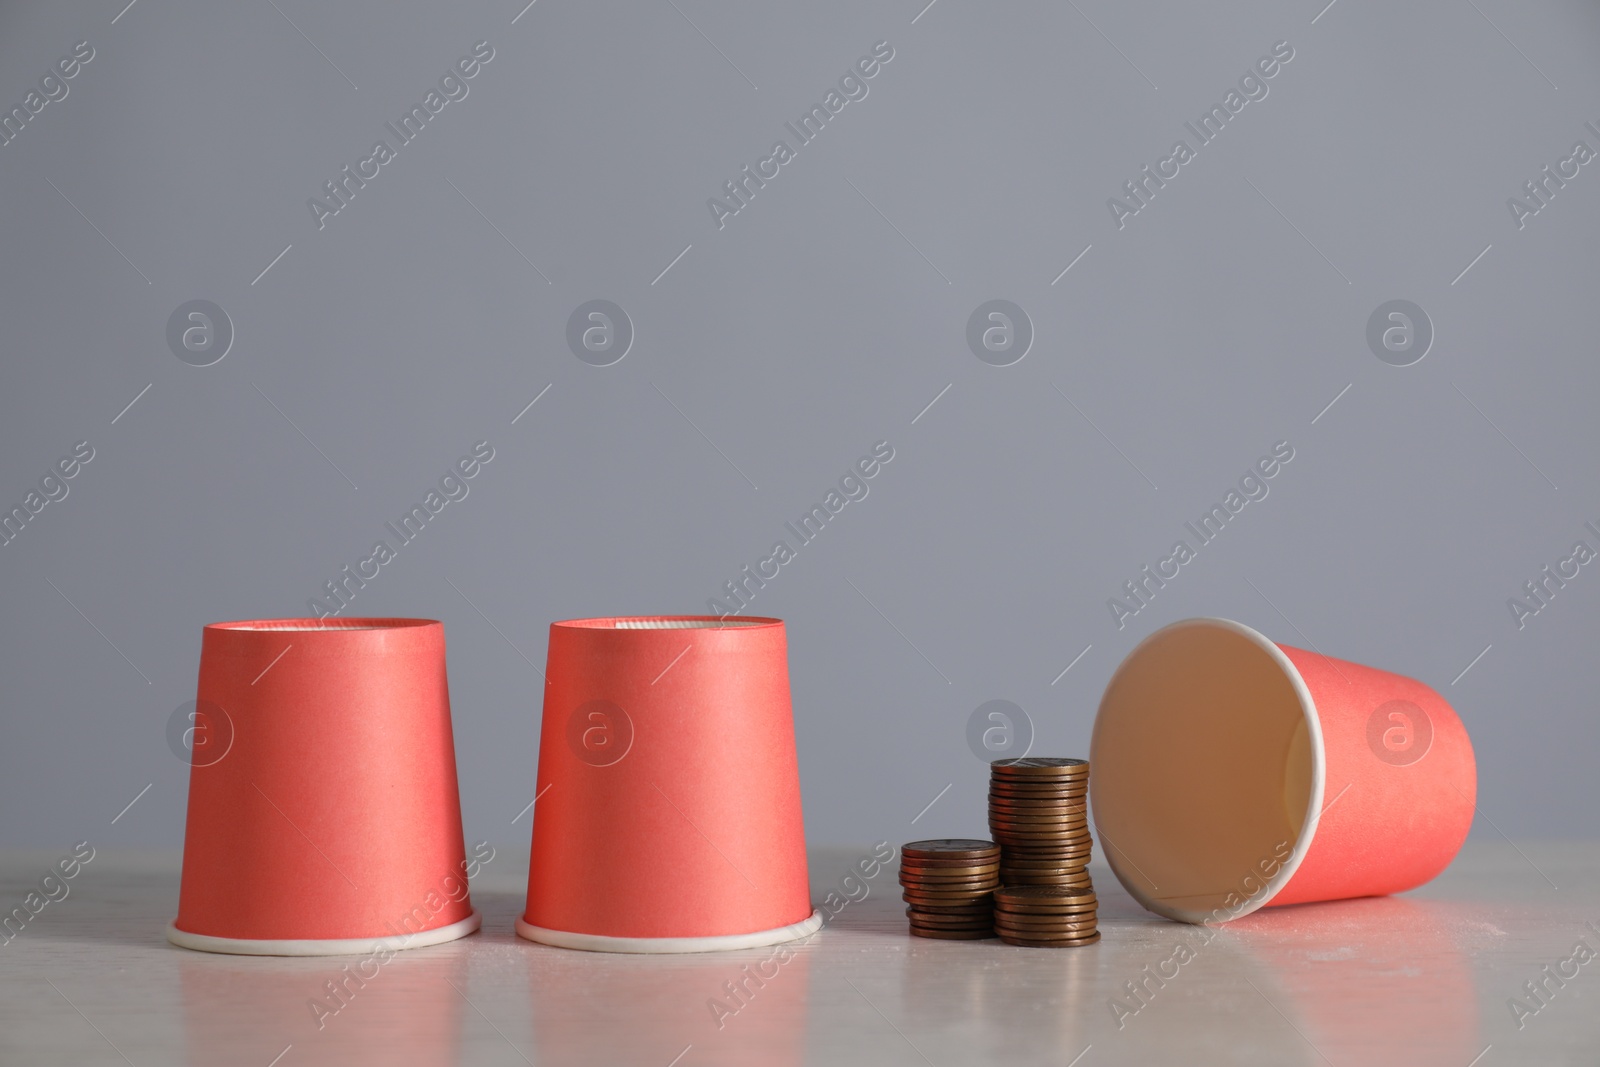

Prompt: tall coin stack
[
  {"left": 989, "top": 758, "right": 1093, "bottom": 890},
  {"left": 898, "top": 839, "right": 1001, "bottom": 939},
  {"left": 992, "top": 885, "right": 1099, "bottom": 946}
]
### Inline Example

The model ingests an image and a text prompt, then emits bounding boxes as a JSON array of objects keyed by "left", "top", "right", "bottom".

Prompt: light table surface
[{"left": 1, "top": 842, "right": 1595, "bottom": 1065}]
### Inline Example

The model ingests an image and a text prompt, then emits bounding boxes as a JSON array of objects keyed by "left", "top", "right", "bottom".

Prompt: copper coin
[
  {"left": 901, "top": 881, "right": 999, "bottom": 895},
  {"left": 986, "top": 798, "right": 1087, "bottom": 812},
  {"left": 902, "top": 839, "right": 1000, "bottom": 860},
  {"left": 999, "top": 877, "right": 1094, "bottom": 889},
  {"left": 908, "top": 912, "right": 996, "bottom": 928},
  {"left": 911, "top": 927, "right": 995, "bottom": 940},
  {"left": 989, "top": 779, "right": 1088, "bottom": 788},
  {"left": 994, "top": 924, "right": 1100, "bottom": 938},
  {"left": 989, "top": 811, "right": 1087, "bottom": 821},
  {"left": 901, "top": 855, "right": 1003, "bottom": 867},
  {"left": 993, "top": 911, "right": 1098, "bottom": 927},
  {"left": 898, "top": 851, "right": 1002, "bottom": 868},
  {"left": 990, "top": 769, "right": 1088, "bottom": 781},
  {"left": 906, "top": 902, "right": 995, "bottom": 916},
  {"left": 993, "top": 834, "right": 1090, "bottom": 844},
  {"left": 900, "top": 870, "right": 1002, "bottom": 884},
  {"left": 988, "top": 809, "right": 1090, "bottom": 820},
  {"left": 995, "top": 909, "right": 1098, "bottom": 922},
  {"left": 995, "top": 926, "right": 1099, "bottom": 939},
  {"left": 989, "top": 782, "right": 1088, "bottom": 793},
  {"left": 903, "top": 890, "right": 994, "bottom": 905},
  {"left": 998, "top": 869, "right": 1093, "bottom": 881},
  {"left": 997, "top": 885, "right": 1095, "bottom": 903},
  {"left": 990, "top": 757, "right": 1089, "bottom": 774},
  {"left": 898, "top": 861, "right": 1002, "bottom": 878},
  {"left": 999, "top": 932, "right": 1101, "bottom": 947},
  {"left": 993, "top": 894, "right": 1098, "bottom": 909},
  {"left": 900, "top": 864, "right": 1001, "bottom": 879},
  {"left": 909, "top": 907, "right": 996, "bottom": 922}
]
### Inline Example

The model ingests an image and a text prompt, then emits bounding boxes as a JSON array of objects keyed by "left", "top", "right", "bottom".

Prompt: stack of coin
[
  {"left": 992, "top": 885, "right": 1099, "bottom": 946},
  {"left": 898, "top": 839, "right": 1000, "bottom": 939},
  {"left": 989, "top": 758, "right": 1092, "bottom": 887}
]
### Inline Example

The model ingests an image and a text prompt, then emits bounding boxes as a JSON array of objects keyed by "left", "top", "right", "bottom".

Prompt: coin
[
  {"left": 906, "top": 902, "right": 995, "bottom": 915},
  {"left": 988, "top": 808, "right": 1090, "bottom": 820},
  {"left": 908, "top": 912, "right": 996, "bottom": 928},
  {"left": 998, "top": 931, "right": 1101, "bottom": 947},
  {"left": 911, "top": 927, "right": 996, "bottom": 940},
  {"left": 986, "top": 798, "right": 1087, "bottom": 811},
  {"left": 997, "top": 885, "right": 1095, "bottom": 903},
  {"left": 994, "top": 908, "right": 1098, "bottom": 921},
  {"left": 991, "top": 758, "right": 1089, "bottom": 774},
  {"left": 993, "top": 912, "right": 1098, "bottom": 927},
  {"left": 993, "top": 894, "right": 1098, "bottom": 908},
  {"left": 999, "top": 876, "right": 1094, "bottom": 888},
  {"left": 993, "top": 827, "right": 1091, "bottom": 837},
  {"left": 994, "top": 924, "right": 1099, "bottom": 937},
  {"left": 995, "top": 925, "right": 1100, "bottom": 939},
  {"left": 898, "top": 862, "right": 1002, "bottom": 878},
  {"left": 989, "top": 780, "right": 1088, "bottom": 790},
  {"left": 908, "top": 908, "right": 992, "bottom": 927},
  {"left": 1000, "top": 849, "right": 1093, "bottom": 861},
  {"left": 902, "top": 870, "right": 998, "bottom": 883},
  {"left": 898, "top": 851, "right": 1004, "bottom": 867},
  {"left": 902, "top": 839, "right": 1000, "bottom": 860},
  {"left": 900, "top": 880, "right": 999, "bottom": 895},
  {"left": 903, "top": 890, "right": 994, "bottom": 905}
]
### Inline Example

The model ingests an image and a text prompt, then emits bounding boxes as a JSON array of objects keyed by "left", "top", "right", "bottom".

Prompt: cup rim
[
  {"left": 205, "top": 617, "right": 440, "bottom": 632},
  {"left": 552, "top": 615, "right": 783, "bottom": 630},
  {"left": 1092, "top": 616, "right": 1327, "bottom": 924}
]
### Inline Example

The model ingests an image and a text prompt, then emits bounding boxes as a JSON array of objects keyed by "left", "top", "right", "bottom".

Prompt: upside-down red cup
[
  {"left": 518, "top": 616, "right": 820, "bottom": 952},
  {"left": 169, "top": 618, "right": 480, "bottom": 955},
  {"left": 1090, "top": 617, "right": 1476, "bottom": 923}
]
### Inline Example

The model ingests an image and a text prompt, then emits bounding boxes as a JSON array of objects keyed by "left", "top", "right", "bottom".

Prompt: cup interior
[
  {"left": 1091, "top": 618, "right": 1323, "bottom": 922},
  {"left": 558, "top": 616, "right": 777, "bottom": 630},
  {"left": 207, "top": 618, "right": 437, "bottom": 632}
]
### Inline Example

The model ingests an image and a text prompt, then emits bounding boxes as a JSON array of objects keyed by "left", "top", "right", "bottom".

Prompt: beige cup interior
[{"left": 1091, "top": 619, "right": 1321, "bottom": 922}]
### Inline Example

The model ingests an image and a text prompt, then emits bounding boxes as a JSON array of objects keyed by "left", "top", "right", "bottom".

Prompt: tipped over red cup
[
  {"left": 1091, "top": 617, "right": 1476, "bottom": 923},
  {"left": 519, "top": 616, "right": 820, "bottom": 952},
  {"left": 169, "top": 618, "right": 480, "bottom": 955}
]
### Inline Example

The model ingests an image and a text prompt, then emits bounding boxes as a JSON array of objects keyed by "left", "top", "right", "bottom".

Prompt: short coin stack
[
  {"left": 992, "top": 885, "right": 1099, "bottom": 946},
  {"left": 899, "top": 839, "right": 1001, "bottom": 939},
  {"left": 989, "top": 758, "right": 1093, "bottom": 889}
]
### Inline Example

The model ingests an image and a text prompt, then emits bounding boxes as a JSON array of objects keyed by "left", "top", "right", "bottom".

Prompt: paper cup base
[
  {"left": 515, "top": 908, "right": 824, "bottom": 954},
  {"left": 166, "top": 908, "right": 482, "bottom": 956}
]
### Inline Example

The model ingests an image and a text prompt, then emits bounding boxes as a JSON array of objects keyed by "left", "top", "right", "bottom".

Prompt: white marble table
[{"left": 1, "top": 842, "right": 1594, "bottom": 1065}]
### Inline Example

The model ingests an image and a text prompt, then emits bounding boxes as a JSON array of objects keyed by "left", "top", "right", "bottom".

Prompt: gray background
[{"left": 1, "top": 0, "right": 1596, "bottom": 851}]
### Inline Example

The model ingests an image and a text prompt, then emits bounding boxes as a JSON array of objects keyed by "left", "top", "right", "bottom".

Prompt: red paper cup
[
  {"left": 169, "top": 618, "right": 480, "bottom": 955},
  {"left": 1091, "top": 617, "right": 1476, "bottom": 923},
  {"left": 518, "top": 616, "right": 820, "bottom": 952}
]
